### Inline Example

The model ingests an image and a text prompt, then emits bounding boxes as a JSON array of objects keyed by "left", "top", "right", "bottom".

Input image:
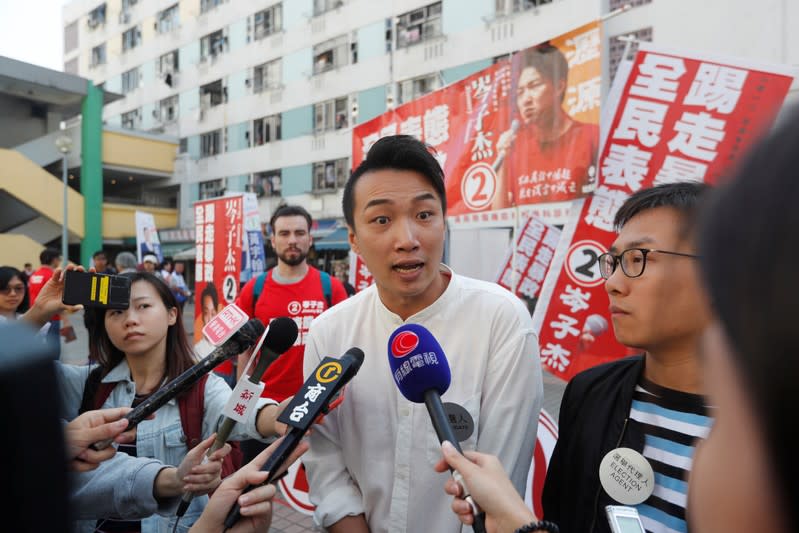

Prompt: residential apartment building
[{"left": 62, "top": 0, "right": 799, "bottom": 234}]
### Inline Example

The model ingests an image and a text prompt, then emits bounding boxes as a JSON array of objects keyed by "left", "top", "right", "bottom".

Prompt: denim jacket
[{"left": 58, "top": 361, "right": 274, "bottom": 533}]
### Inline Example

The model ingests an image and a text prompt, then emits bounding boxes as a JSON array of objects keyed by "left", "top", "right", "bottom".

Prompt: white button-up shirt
[{"left": 303, "top": 267, "right": 543, "bottom": 533}]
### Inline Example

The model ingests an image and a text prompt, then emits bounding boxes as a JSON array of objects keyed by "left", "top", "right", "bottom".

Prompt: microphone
[
  {"left": 492, "top": 119, "right": 520, "bottom": 172},
  {"left": 91, "top": 318, "right": 266, "bottom": 451},
  {"left": 387, "top": 324, "right": 488, "bottom": 533},
  {"left": 223, "top": 347, "right": 365, "bottom": 529},
  {"left": 174, "top": 317, "right": 299, "bottom": 520}
]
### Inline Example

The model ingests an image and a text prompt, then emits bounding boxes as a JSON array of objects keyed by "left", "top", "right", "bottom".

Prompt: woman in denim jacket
[{"left": 58, "top": 273, "right": 278, "bottom": 533}]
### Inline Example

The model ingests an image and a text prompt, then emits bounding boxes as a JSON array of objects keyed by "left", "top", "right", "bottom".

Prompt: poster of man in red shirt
[{"left": 494, "top": 22, "right": 600, "bottom": 210}]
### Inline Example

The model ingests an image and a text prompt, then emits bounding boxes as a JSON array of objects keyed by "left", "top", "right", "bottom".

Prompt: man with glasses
[{"left": 542, "top": 182, "right": 714, "bottom": 533}]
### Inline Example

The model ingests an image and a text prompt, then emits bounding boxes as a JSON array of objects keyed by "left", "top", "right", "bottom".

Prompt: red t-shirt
[
  {"left": 27, "top": 265, "right": 59, "bottom": 321},
  {"left": 235, "top": 267, "right": 348, "bottom": 402},
  {"left": 507, "top": 120, "right": 599, "bottom": 205}
]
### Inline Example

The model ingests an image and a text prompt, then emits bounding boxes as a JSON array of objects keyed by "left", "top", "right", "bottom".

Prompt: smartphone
[
  {"left": 606, "top": 505, "right": 647, "bottom": 533},
  {"left": 62, "top": 270, "right": 131, "bottom": 309}
]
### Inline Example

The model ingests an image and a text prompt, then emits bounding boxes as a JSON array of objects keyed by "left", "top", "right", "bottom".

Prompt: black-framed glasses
[{"left": 598, "top": 248, "right": 699, "bottom": 280}]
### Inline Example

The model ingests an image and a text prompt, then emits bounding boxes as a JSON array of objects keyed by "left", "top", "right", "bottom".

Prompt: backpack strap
[
  {"left": 178, "top": 374, "right": 208, "bottom": 450},
  {"left": 320, "top": 271, "right": 332, "bottom": 308},
  {"left": 252, "top": 271, "right": 269, "bottom": 306},
  {"left": 79, "top": 366, "right": 118, "bottom": 415}
]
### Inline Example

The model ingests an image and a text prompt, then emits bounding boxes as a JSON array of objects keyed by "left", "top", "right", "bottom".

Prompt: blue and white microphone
[{"left": 387, "top": 324, "right": 487, "bottom": 533}]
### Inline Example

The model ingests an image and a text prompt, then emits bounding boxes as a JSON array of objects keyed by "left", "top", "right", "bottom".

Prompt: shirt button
[{"left": 126, "top": 384, "right": 133, "bottom": 393}]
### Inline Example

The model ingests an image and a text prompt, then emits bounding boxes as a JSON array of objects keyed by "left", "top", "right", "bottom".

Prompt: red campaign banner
[
  {"left": 496, "top": 215, "right": 562, "bottom": 301},
  {"left": 193, "top": 196, "right": 244, "bottom": 374},
  {"left": 352, "top": 21, "right": 601, "bottom": 228},
  {"left": 348, "top": 251, "right": 374, "bottom": 293},
  {"left": 533, "top": 44, "right": 796, "bottom": 381}
]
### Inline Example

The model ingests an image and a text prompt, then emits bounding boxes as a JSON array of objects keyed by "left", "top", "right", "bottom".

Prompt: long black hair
[
  {"left": 87, "top": 272, "right": 195, "bottom": 382},
  {"left": 699, "top": 109, "right": 799, "bottom": 530}
]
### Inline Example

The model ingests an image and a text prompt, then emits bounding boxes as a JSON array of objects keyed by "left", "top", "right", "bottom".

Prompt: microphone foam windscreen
[
  {"left": 237, "top": 318, "right": 266, "bottom": 345},
  {"left": 264, "top": 317, "right": 299, "bottom": 353},
  {"left": 387, "top": 323, "right": 451, "bottom": 403}
]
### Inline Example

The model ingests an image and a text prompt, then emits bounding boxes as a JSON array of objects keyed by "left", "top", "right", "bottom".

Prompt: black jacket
[{"left": 542, "top": 355, "right": 645, "bottom": 533}]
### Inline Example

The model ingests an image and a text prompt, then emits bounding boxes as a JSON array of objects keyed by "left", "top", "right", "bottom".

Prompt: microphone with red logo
[{"left": 387, "top": 324, "right": 487, "bottom": 533}]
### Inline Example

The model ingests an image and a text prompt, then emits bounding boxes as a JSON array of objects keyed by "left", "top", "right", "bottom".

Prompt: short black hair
[
  {"left": 93, "top": 250, "right": 107, "bottom": 260},
  {"left": 270, "top": 205, "right": 312, "bottom": 233},
  {"left": 518, "top": 43, "right": 569, "bottom": 102},
  {"left": 40, "top": 248, "right": 61, "bottom": 266},
  {"left": 699, "top": 109, "right": 799, "bottom": 531},
  {"left": 613, "top": 182, "right": 710, "bottom": 239},
  {"left": 343, "top": 135, "right": 446, "bottom": 229}
]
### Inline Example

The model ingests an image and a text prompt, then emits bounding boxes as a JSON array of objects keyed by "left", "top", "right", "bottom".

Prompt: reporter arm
[{"left": 254, "top": 398, "right": 290, "bottom": 438}]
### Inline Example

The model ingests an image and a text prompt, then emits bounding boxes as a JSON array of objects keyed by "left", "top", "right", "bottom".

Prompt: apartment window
[
  {"left": 495, "top": 0, "right": 553, "bottom": 15},
  {"left": 200, "top": 79, "right": 225, "bottom": 108},
  {"left": 200, "top": 131, "right": 222, "bottom": 157},
  {"left": 90, "top": 43, "right": 106, "bottom": 67},
  {"left": 398, "top": 73, "right": 441, "bottom": 104},
  {"left": 314, "top": 97, "right": 349, "bottom": 133},
  {"left": 253, "top": 114, "right": 281, "bottom": 146},
  {"left": 609, "top": 27, "right": 652, "bottom": 81},
  {"left": 396, "top": 2, "right": 442, "bottom": 48},
  {"left": 157, "top": 50, "right": 179, "bottom": 87},
  {"left": 201, "top": 0, "right": 225, "bottom": 14},
  {"left": 156, "top": 4, "right": 179, "bottom": 33},
  {"left": 122, "top": 26, "right": 142, "bottom": 52},
  {"left": 158, "top": 95, "right": 179, "bottom": 123},
  {"left": 252, "top": 4, "right": 282, "bottom": 40},
  {"left": 122, "top": 0, "right": 138, "bottom": 10},
  {"left": 87, "top": 3, "right": 106, "bottom": 29},
  {"left": 121, "top": 108, "right": 141, "bottom": 130},
  {"left": 179, "top": 137, "right": 188, "bottom": 153},
  {"left": 253, "top": 58, "right": 281, "bottom": 93},
  {"left": 200, "top": 29, "right": 227, "bottom": 62},
  {"left": 313, "top": 34, "right": 354, "bottom": 74},
  {"left": 313, "top": 0, "right": 344, "bottom": 16},
  {"left": 64, "top": 21, "right": 78, "bottom": 52},
  {"left": 121, "top": 67, "right": 140, "bottom": 94},
  {"left": 253, "top": 170, "right": 281, "bottom": 197},
  {"left": 199, "top": 178, "right": 225, "bottom": 198},
  {"left": 610, "top": 0, "right": 651, "bottom": 10},
  {"left": 313, "top": 158, "right": 349, "bottom": 191}
]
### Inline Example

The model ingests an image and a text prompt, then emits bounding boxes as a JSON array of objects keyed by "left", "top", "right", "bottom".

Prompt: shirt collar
[{"left": 374, "top": 264, "right": 458, "bottom": 325}]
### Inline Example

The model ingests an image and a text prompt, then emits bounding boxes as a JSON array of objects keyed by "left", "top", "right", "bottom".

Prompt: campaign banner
[
  {"left": 352, "top": 21, "right": 601, "bottom": 228},
  {"left": 135, "top": 211, "right": 163, "bottom": 263},
  {"left": 533, "top": 43, "right": 796, "bottom": 381},
  {"left": 349, "top": 251, "right": 374, "bottom": 293},
  {"left": 496, "top": 215, "right": 562, "bottom": 301},
  {"left": 193, "top": 197, "right": 244, "bottom": 374},
  {"left": 241, "top": 192, "right": 266, "bottom": 284}
]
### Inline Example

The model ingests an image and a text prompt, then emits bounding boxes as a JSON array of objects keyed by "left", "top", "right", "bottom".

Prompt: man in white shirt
[{"left": 303, "top": 135, "right": 543, "bottom": 533}]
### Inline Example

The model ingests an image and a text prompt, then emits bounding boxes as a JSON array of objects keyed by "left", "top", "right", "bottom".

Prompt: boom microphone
[
  {"left": 174, "top": 317, "right": 299, "bottom": 521},
  {"left": 223, "top": 347, "right": 365, "bottom": 529},
  {"left": 388, "top": 324, "right": 488, "bottom": 533},
  {"left": 492, "top": 119, "right": 520, "bottom": 172},
  {"left": 91, "top": 318, "right": 265, "bottom": 451}
]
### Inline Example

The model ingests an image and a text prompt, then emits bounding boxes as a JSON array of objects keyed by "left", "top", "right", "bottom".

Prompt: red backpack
[{"left": 79, "top": 367, "right": 242, "bottom": 478}]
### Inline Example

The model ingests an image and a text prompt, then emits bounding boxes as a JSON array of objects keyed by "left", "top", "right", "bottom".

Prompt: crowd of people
[{"left": 1, "top": 113, "right": 798, "bottom": 533}]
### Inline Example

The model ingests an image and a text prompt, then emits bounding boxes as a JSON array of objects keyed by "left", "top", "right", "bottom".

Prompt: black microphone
[
  {"left": 388, "top": 324, "right": 488, "bottom": 533},
  {"left": 174, "top": 317, "right": 299, "bottom": 521},
  {"left": 91, "top": 318, "right": 265, "bottom": 451},
  {"left": 223, "top": 347, "right": 365, "bottom": 529}
]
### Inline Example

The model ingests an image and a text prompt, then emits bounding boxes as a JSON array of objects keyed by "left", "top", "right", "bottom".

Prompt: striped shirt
[{"left": 629, "top": 378, "right": 714, "bottom": 533}]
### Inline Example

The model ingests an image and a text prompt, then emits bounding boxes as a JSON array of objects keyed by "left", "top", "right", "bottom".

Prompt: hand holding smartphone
[{"left": 62, "top": 271, "right": 131, "bottom": 310}]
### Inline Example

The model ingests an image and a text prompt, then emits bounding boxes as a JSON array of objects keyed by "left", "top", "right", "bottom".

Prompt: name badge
[{"left": 598, "top": 447, "right": 655, "bottom": 505}]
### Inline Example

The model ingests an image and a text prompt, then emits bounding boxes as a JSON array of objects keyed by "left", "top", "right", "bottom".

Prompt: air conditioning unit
[
  {"left": 200, "top": 93, "right": 212, "bottom": 111},
  {"left": 119, "top": 11, "right": 131, "bottom": 24}
]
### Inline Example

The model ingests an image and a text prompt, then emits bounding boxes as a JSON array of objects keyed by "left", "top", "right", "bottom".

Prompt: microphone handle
[
  {"left": 424, "top": 390, "right": 488, "bottom": 533},
  {"left": 176, "top": 416, "right": 240, "bottom": 517},
  {"left": 92, "top": 349, "right": 232, "bottom": 451},
  {"left": 224, "top": 427, "right": 305, "bottom": 529}
]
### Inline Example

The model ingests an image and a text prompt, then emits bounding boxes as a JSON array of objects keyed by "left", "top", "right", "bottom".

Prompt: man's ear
[{"left": 348, "top": 225, "right": 360, "bottom": 256}]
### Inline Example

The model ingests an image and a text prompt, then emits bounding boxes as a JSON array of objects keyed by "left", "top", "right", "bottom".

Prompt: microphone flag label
[
  {"left": 391, "top": 330, "right": 419, "bottom": 358},
  {"left": 278, "top": 356, "right": 356, "bottom": 431},
  {"left": 202, "top": 303, "right": 249, "bottom": 346}
]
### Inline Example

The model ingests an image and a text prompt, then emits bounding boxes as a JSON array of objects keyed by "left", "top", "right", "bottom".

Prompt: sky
[{"left": 0, "top": 0, "right": 69, "bottom": 71}]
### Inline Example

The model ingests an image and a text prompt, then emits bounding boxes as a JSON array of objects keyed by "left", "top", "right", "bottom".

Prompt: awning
[
  {"left": 314, "top": 227, "right": 350, "bottom": 251},
  {"left": 173, "top": 247, "right": 196, "bottom": 260}
]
